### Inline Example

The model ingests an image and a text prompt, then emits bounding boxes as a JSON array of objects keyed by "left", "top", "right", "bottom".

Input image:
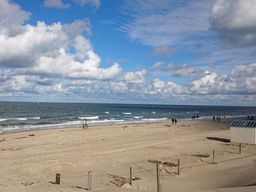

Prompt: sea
[{"left": 0, "top": 102, "right": 256, "bottom": 133}]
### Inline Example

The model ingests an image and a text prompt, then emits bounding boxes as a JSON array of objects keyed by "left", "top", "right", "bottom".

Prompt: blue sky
[{"left": 0, "top": 0, "right": 256, "bottom": 106}]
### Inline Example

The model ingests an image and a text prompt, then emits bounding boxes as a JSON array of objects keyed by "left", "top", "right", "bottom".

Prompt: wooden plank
[
  {"left": 163, "top": 161, "right": 177, "bottom": 167},
  {"left": 148, "top": 159, "right": 162, "bottom": 164}
]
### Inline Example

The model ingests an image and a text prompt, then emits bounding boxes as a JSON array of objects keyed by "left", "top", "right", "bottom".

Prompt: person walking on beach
[
  {"left": 172, "top": 118, "right": 174, "bottom": 125},
  {"left": 83, "top": 120, "right": 88, "bottom": 129},
  {"left": 216, "top": 116, "right": 220, "bottom": 123},
  {"left": 174, "top": 118, "right": 177, "bottom": 125}
]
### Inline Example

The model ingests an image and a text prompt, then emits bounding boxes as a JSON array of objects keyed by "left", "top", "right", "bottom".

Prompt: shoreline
[{"left": 0, "top": 114, "right": 247, "bottom": 135}]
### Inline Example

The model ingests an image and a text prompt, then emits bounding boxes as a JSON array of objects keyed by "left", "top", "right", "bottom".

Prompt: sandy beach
[{"left": 0, "top": 119, "right": 256, "bottom": 192}]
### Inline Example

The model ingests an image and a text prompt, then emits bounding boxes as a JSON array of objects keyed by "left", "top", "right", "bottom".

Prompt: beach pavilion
[{"left": 230, "top": 120, "right": 256, "bottom": 144}]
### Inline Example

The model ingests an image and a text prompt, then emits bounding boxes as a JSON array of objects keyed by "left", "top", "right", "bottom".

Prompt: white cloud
[
  {"left": 0, "top": 0, "right": 30, "bottom": 35},
  {"left": 152, "top": 46, "right": 173, "bottom": 56},
  {"left": 73, "top": 35, "right": 92, "bottom": 61},
  {"left": 52, "top": 83, "right": 66, "bottom": 93},
  {"left": 191, "top": 63, "right": 256, "bottom": 95},
  {"left": 44, "top": 0, "right": 70, "bottom": 9},
  {"left": 110, "top": 82, "right": 128, "bottom": 93},
  {"left": 0, "top": 22, "right": 68, "bottom": 67},
  {"left": 231, "top": 63, "right": 256, "bottom": 92},
  {"left": 73, "top": 0, "right": 101, "bottom": 8},
  {"left": 0, "top": 0, "right": 120, "bottom": 99},
  {"left": 120, "top": 0, "right": 213, "bottom": 47},
  {"left": 166, "top": 64, "right": 199, "bottom": 77},
  {"left": 231, "top": 63, "right": 256, "bottom": 77},
  {"left": 32, "top": 47, "right": 121, "bottom": 80},
  {"left": 0, "top": 6, "right": 120, "bottom": 80},
  {"left": 124, "top": 70, "right": 147, "bottom": 84},
  {"left": 63, "top": 19, "right": 91, "bottom": 38},
  {"left": 151, "top": 61, "right": 164, "bottom": 70},
  {"left": 210, "top": 0, "right": 256, "bottom": 47},
  {"left": 0, "top": 75, "right": 35, "bottom": 92},
  {"left": 148, "top": 79, "right": 186, "bottom": 95},
  {"left": 191, "top": 73, "right": 225, "bottom": 94},
  {"left": 151, "top": 62, "right": 199, "bottom": 77}
]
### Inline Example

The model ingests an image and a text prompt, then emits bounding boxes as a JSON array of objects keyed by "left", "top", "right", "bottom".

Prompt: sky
[{"left": 0, "top": 0, "right": 256, "bottom": 106}]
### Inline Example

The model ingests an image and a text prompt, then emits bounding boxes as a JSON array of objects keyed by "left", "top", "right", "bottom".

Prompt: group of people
[
  {"left": 213, "top": 116, "right": 221, "bottom": 122},
  {"left": 247, "top": 116, "right": 255, "bottom": 120},
  {"left": 192, "top": 114, "right": 199, "bottom": 119},
  {"left": 171, "top": 118, "right": 177, "bottom": 124}
]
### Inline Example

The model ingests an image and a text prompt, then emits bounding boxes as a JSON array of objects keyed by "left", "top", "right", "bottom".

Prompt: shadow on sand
[{"left": 207, "top": 137, "right": 230, "bottom": 143}]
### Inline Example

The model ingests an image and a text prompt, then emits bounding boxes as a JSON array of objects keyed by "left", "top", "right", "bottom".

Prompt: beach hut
[{"left": 230, "top": 120, "right": 256, "bottom": 144}]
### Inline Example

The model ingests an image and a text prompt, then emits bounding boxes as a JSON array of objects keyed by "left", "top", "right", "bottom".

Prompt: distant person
[
  {"left": 213, "top": 116, "right": 215, "bottom": 121},
  {"left": 174, "top": 118, "right": 177, "bottom": 124},
  {"left": 83, "top": 120, "right": 88, "bottom": 129},
  {"left": 196, "top": 114, "right": 199, "bottom": 119},
  {"left": 172, "top": 118, "right": 174, "bottom": 124}
]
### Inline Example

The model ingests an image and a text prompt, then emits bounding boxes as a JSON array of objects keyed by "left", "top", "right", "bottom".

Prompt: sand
[{"left": 0, "top": 119, "right": 256, "bottom": 192}]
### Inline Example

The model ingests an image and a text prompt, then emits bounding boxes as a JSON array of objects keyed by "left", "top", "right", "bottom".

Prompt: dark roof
[{"left": 230, "top": 120, "right": 256, "bottom": 128}]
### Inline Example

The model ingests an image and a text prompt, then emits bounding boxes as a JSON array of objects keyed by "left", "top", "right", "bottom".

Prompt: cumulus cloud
[
  {"left": 0, "top": 15, "right": 120, "bottom": 80},
  {"left": 0, "top": 0, "right": 122, "bottom": 99},
  {"left": 210, "top": 0, "right": 256, "bottom": 47},
  {"left": 231, "top": 63, "right": 256, "bottom": 92},
  {"left": 191, "top": 63, "right": 256, "bottom": 95},
  {"left": 110, "top": 82, "right": 128, "bottom": 93},
  {"left": 0, "top": 22, "right": 68, "bottom": 68},
  {"left": 32, "top": 48, "right": 121, "bottom": 80},
  {"left": 0, "top": 0, "right": 30, "bottom": 35},
  {"left": 0, "top": 75, "right": 35, "bottom": 93},
  {"left": 146, "top": 79, "right": 186, "bottom": 95},
  {"left": 124, "top": 70, "right": 147, "bottom": 84},
  {"left": 44, "top": 0, "right": 70, "bottom": 9}
]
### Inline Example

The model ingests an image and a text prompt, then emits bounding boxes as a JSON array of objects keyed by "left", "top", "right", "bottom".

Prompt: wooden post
[
  {"left": 88, "top": 171, "right": 92, "bottom": 191},
  {"left": 239, "top": 143, "right": 242, "bottom": 154},
  {"left": 55, "top": 173, "right": 61, "bottom": 185},
  {"left": 212, "top": 150, "right": 215, "bottom": 163},
  {"left": 177, "top": 159, "right": 180, "bottom": 175},
  {"left": 156, "top": 164, "right": 160, "bottom": 192},
  {"left": 130, "top": 166, "right": 133, "bottom": 186}
]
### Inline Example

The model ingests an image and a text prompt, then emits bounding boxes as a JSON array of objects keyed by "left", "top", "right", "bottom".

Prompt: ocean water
[{"left": 0, "top": 102, "right": 256, "bottom": 133}]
